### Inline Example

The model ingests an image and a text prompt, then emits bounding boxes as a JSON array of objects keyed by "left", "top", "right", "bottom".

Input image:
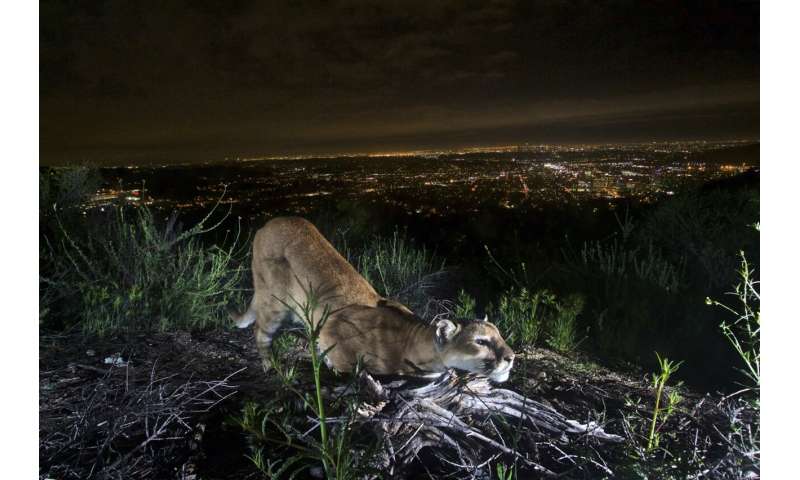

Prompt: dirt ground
[
  {"left": 40, "top": 328, "right": 269, "bottom": 479},
  {"left": 39, "top": 328, "right": 755, "bottom": 479}
]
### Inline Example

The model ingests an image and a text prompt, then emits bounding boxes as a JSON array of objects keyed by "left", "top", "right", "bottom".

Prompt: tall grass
[
  {"left": 545, "top": 294, "right": 585, "bottom": 353},
  {"left": 456, "top": 287, "right": 584, "bottom": 353},
  {"left": 558, "top": 210, "right": 693, "bottom": 365},
  {"left": 454, "top": 289, "right": 477, "bottom": 319},
  {"left": 42, "top": 201, "right": 247, "bottom": 334},
  {"left": 638, "top": 187, "right": 760, "bottom": 290},
  {"left": 576, "top": 239, "right": 684, "bottom": 293},
  {"left": 350, "top": 229, "right": 446, "bottom": 312},
  {"left": 568, "top": 211, "right": 685, "bottom": 294},
  {"left": 492, "top": 288, "right": 554, "bottom": 348}
]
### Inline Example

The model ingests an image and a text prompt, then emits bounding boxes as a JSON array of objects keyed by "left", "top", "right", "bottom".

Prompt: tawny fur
[{"left": 233, "top": 216, "right": 515, "bottom": 381}]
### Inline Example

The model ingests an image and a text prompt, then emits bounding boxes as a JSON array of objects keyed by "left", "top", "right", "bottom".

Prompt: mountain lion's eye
[{"left": 475, "top": 338, "right": 490, "bottom": 347}]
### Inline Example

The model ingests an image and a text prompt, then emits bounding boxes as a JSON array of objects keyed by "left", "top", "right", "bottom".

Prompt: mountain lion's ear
[
  {"left": 435, "top": 319, "right": 459, "bottom": 345},
  {"left": 479, "top": 314, "right": 488, "bottom": 323}
]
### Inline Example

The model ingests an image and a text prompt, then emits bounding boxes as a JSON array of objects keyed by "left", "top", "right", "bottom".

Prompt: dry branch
[
  {"left": 332, "top": 369, "right": 623, "bottom": 477},
  {"left": 40, "top": 363, "right": 243, "bottom": 480}
]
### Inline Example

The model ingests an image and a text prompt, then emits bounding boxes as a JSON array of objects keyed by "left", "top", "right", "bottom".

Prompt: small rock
[
  {"left": 309, "top": 466, "right": 325, "bottom": 479},
  {"left": 175, "top": 332, "right": 192, "bottom": 346},
  {"left": 86, "top": 349, "right": 96, "bottom": 357},
  {"left": 103, "top": 354, "right": 128, "bottom": 367}
]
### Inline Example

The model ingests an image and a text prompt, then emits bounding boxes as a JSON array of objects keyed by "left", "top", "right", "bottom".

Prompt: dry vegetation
[{"left": 40, "top": 327, "right": 758, "bottom": 479}]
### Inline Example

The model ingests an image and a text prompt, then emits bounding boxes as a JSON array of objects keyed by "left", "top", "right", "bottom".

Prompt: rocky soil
[{"left": 39, "top": 329, "right": 758, "bottom": 479}]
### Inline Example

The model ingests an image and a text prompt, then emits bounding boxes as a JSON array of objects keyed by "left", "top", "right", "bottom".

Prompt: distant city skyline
[
  {"left": 234, "top": 139, "right": 759, "bottom": 162},
  {"left": 44, "top": 138, "right": 759, "bottom": 168},
  {"left": 84, "top": 141, "right": 758, "bottom": 224}
]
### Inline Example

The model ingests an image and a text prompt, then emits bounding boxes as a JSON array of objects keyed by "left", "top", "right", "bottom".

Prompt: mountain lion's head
[{"left": 434, "top": 316, "right": 515, "bottom": 382}]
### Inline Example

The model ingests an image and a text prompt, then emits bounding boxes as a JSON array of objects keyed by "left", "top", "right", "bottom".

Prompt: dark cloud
[{"left": 40, "top": 0, "right": 759, "bottom": 164}]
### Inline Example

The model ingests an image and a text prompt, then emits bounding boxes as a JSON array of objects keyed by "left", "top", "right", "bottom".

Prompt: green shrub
[
  {"left": 458, "top": 287, "right": 584, "bottom": 354},
  {"left": 42, "top": 203, "right": 247, "bottom": 334},
  {"left": 39, "top": 167, "right": 100, "bottom": 219},
  {"left": 559, "top": 210, "right": 691, "bottom": 364},
  {"left": 492, "top": 288, "right": 556, "bottom": 348},
  {"left": 351, "top": 229, "right": 445, "bottom": 311},
  {"left": 703, "top": 232, "right": 760, "bottom": 476},
  {"left": 707, "top": 250, "right": 760, "bottom": 390},
  {"left": 454, "top": 289, "right": 477, "bottom": 319},
  {"left": 620, "top": 353, "right": 687, "bottom": 478},
  {"left": 545, "top": 294, "right": 585, "bottom": 353},
  {"left": 637, "top": 187, "right": 759, "bottom": 290},
  {"left": 569, "top": 210, "right": 685, "bottom": 294},
  {"left": 40, "top": 167, "right": 103, "bottom": 325}
]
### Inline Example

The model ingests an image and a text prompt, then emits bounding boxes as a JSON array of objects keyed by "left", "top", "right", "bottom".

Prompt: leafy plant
[
  {"left": 638, "top": 187, "right": 759, "bottom": 290},
  {"left": 647, "top": 352, "right": 683, "bottom": 452},
  {"left": 493, "top": 288, "right": 556, "bottom": 348},
  {"left": 277, "top": 283, "right": 338, "bottom": 478},
  {"left": 495, "top": 462, "right": 516, "bottom": 480},
  {"left": 574, "top": 216, "right": 685, "bottom": 293},
  {"left": 349, "top": 228, "right": 446, "bottom": 314},
  {"left": 454, "top": 289, "right": 476, "bottom": 319},
  {"left": 237, "top": 400, "right": 314, "bottom": 479},
  {"left": 617, "top": 352, "right": 687, "bottom": 478},
  {"left": 706, "top": 251, "right": 760, "bottom": 389},
  {"left": 41, "top": 198, "right": 247, "bottom": 334},
  {"left": 545, "top": 294, "right": 585, "bottom": 353}
]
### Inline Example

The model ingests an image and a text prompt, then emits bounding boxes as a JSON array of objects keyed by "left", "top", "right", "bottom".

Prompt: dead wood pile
[
  {"left": 335, "top": 370, "right": 623, "bottom": 478},
  {"left": 39, "top": 361, "right": 241, "bottom": 479}
]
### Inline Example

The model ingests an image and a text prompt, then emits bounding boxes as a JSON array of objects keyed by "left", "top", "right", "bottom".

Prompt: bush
[
  {"left": 545, "top": 294, "right": 585, "bottom": 353},
  {"left": 350, "top": 229, "right": 446, "bottom": 312},
  {"left": 40, "top": 167, "right": 104, "bottom": 324},
  {"left": 39, "top": 167, "right": 101, "bottom": 219},
  {"left": 492, "top": 288, "right": 556, "bottom": 348},
  {"left": 559, "top": 209, "right": 695, "bottom": 367},
  {"left": 454, "top": 289, "right": 477, "bottom": 319},
  {"left": 455, "top": 287, "right": 584, "bottom": 353},
  {"left": 637, "top": 186, "right": 759, "bottom": 290},
  {"left": 566, "top": 210, "right": 685, "bottom": 294},
  {"left": 41, "top": 203, "right": 247, "bottom": 334}
]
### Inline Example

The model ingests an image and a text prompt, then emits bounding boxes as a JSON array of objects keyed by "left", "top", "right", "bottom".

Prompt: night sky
[{"left": 40, "top": 0, "right": 759, "bottom": 165}]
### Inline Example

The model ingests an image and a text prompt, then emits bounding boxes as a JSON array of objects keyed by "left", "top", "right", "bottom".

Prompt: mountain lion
[{"left": 232, "top": 217, "right": 515, "bottom": 382}]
